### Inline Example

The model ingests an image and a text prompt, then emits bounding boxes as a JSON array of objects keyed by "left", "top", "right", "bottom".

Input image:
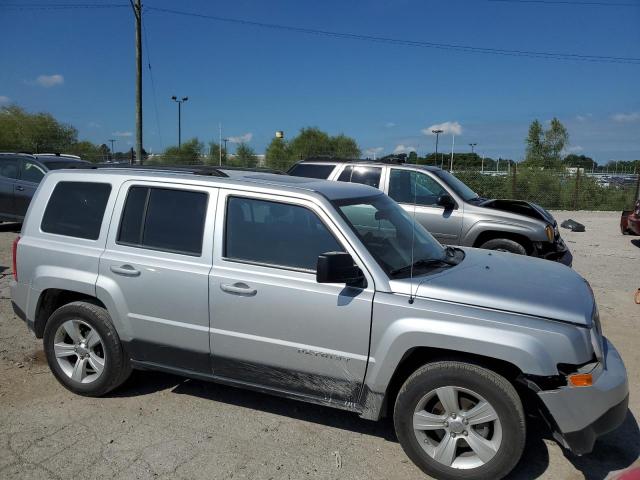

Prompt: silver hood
[{"left": 390, "top": 248, "right": 594, "bottom": 326}]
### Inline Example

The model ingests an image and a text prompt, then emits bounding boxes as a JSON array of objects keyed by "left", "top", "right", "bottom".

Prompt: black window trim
[
  {"left": 222, "top": 194, "right": 346, "bottom": 274},
  {"left": 116, "top": 184, "right": 209, "bottom": 258}
]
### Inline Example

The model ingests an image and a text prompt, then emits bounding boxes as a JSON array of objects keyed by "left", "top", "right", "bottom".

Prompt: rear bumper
[{"left": 538, "top": 338, "right": 629, "bottom": 455}]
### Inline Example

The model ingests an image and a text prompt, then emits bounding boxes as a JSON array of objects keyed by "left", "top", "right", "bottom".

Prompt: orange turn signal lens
[{"left": 568, "top": 373, "right": 593, "bottom": 387}]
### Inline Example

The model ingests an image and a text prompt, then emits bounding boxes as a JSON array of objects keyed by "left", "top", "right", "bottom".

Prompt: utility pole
[
  {"left": 108, "top": 139, "right": 116, "bottom": 161},
  {"left": 171, "top": 96, "right": 188, "bottom": 148},
  {"left": 133, "top": 0, "right": 143, "bottom": 165},
  {"left": 432, "top": 129, "right": 443, "bottom": 166},
  {"left": 469, "top": 143, "right": 477, "bottom": 154},
  {"left": 219, "top": 123, "right": 222, "bottom": 166},
  {"left": 449, "top": 135, "right": 455, "bottom": 172}
]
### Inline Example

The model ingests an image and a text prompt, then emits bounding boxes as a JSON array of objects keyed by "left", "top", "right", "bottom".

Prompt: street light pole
[
  {"left": 223, "top": 138, "right": 229, "bottom": 161},
  {"left": 171, "top": 96, "right": 188, "bottom": 148},
  {"left": 432, "top": 129, "right": 443, "bottom": 166}
]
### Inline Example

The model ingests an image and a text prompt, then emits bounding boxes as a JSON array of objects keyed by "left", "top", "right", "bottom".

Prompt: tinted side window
[
  {"left": 41, "top": 182, "right": 111, "bottom": 240},
  {"left": 21, "top": 160, "right": 46, "bottom": 183},
  {"left": 0, "top": 157, "right": 20, "bottom": 180},
  {"left": 225, "top": 197, "right": 343, "bottom": 271},
  {"left": 288, "top": 164, "right": 335, "bottom": 179},
  {"left": 337, "top": 166, "right": 382, "bottom": 188},
  {"left": 117, "top": 186, "right": 208, "bottom": 256},
  {"left": 388, "top": 169, "right": 446, "bottom": 206}
]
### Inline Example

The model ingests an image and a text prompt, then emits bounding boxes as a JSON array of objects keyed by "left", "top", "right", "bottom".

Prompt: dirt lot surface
[{"left": 1, "top": 211, "right": 639, "bottom": 480}]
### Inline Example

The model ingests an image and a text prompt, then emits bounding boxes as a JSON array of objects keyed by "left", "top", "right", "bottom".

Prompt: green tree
[
  {"left": 330, "top": 134, "right": 360, "bottom": 159},
  {"left": 265, "top": 137, "right": 292, "bottom": 170},
  {"left": 407, "top": 151, "right": 418, "bottom": 163},
  {"left": 524, "top": 120, "right": 545, "bottom": 167},
  {"left": 563, "top": 154, "right": 595, "bottom": 170},
  {"left": 162, "top": 138, "right": 203, "bottom": 164},
  {"left": 0, "top": 105, "right": 78, "bottom": 153},
  {"left": 234, "top": 142, "right": 258, "bottom": 167},
  {"left": 544, "top": 118, "right": 569, "bottom": 166},
  {"left": 206, "top": 142, "right": 227, "bottom": 166},
  {"left": 288, "top": 127, "right": 333, "bottom": 160}
]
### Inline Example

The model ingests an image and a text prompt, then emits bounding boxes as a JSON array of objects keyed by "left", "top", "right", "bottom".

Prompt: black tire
[
  {"left": 43, "top": 301, "right": 132, "bottom": 396},
  {"left": 393, "top": 361, "right": 526, "bottom": 480},
  {"left": 479, "top": 238, "right": 527, "bottom": 255}
]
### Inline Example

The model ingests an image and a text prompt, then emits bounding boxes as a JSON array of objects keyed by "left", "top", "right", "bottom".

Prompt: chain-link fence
[{"left": 455, "top": 167, "right": 639, "bottom": 211}]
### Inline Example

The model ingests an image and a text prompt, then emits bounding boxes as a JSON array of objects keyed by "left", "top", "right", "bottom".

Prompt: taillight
[{"left": 12, "top": 236, "right": 20, "bottom": 281}]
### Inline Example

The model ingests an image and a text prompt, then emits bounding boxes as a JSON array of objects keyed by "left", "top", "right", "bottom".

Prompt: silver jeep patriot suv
[{"left": 11, "top": 167, "right": 628, "bottom": 480}]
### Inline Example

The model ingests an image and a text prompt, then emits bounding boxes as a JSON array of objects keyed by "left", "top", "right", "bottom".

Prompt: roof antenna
[{"left": 408, "top": 169, "right": 419, "bottom": 304}]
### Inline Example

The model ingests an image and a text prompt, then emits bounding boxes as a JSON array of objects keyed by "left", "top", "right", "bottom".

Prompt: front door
[
  {"left": 209, "top": 190, "right": 374, "bottom": 405},
  {"left": 97, "top": 181, "right": 217, "bottom": 374},
  {"left": 386, "top": 168, "right": 464, "bottom": 244}
]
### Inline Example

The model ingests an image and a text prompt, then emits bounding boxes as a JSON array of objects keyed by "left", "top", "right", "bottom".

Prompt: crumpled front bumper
[
  {"left": 537, "top": 337, "right": 629, "bottom": 455},
  {"left": 534, "top": 237, "right": 573, "bottom": 267}
]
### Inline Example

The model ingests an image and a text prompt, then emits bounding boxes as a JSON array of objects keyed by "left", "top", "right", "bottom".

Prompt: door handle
[
  {"left": 15, "top": 186, "right": 24, "bottom": 191},
  {"left": 220, "top": 282, "right": 257, "bottom": 296},
  {"left": 110, "top": 265, "right": 141, "bottom": 277}
]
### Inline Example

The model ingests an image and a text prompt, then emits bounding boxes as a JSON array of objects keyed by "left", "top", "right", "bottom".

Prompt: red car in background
[{"left": 621, "top": 199, "right": 640, "bottom": 235}]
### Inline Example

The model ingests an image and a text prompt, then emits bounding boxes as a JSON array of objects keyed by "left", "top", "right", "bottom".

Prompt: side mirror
[
  {"left": 317, "top": 252, "right": 364, "bottom": 286},
  {"left": 437, "top": 194, "right": 455, "bottom": 210}
]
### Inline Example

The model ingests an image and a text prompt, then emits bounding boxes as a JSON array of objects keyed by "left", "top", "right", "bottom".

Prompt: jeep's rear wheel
[
  {"left": 479, "top": 238, "right": 527, "bottom": 255},
  {"left": 393, "top": 361, "right": 525, "bottom": 480},
  {"left": 43, "top": 301, "right": 131, "bottom": 396}
]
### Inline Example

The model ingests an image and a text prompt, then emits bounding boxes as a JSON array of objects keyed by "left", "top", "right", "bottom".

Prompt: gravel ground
[{"left": 0, "top": 211, "right": 638, "bottom": 480}]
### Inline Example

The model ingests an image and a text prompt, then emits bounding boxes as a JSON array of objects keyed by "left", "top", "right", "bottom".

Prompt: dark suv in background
[{"left": 0, "top": 153, "right": 88, "bottom": 222}]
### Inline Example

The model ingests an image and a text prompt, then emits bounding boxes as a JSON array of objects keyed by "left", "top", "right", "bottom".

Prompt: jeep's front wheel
[
  {"left": 479, "top": 238, "right": 527, "bottom": 255},
  {"left": 43, "top": 301, "right": 131, "bottom": 396},
  {"left": 393, "top": 361, "right": 525, "bottom": 480}
]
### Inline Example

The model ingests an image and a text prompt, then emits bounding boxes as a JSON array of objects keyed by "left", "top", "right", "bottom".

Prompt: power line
[
  {"left": 146, "top": 6, "right": 640, "bottom": 65},
  {"left": 0, "top": 3, "right": 128, "bottom": 10},
  {"left": 488, "top": 0, "right": 640, "bottom": 7}
]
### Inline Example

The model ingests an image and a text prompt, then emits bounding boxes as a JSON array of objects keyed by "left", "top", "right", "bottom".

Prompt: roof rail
[
  {"left": 303, "top": 156, "right": 359, "bottom": 163},
  {"left": 65, "top": 163, "right": 229, "bottom": 177}
]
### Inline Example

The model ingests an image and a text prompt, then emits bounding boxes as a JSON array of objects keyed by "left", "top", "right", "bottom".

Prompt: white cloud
[
  {"left": 0, "top": 96, "right": 10, "bottom": 104},
  {"left": 365, "top": 147, "right": 384, "bottom": 157},
  {"left": 565, "top": 145, "right": 584, "bottom": 154},
  {"left": 227, "top": 132, "right": 253, "bottom": 144},
  {"left": 113, "top": 131, "right": 133, "bottom": 137},
  {"left": 385, "top": 122, "right": 396, "bottom": 128},
  {"left": 576, "top": 113, "right": 592, "bottom": 122},
  {"left": 393, "top": 144, "right": 416, "bottom": 154},
  {"left": 611, "top": 112, "right": 640, "bottom": 123},
  {"left": 33, "top": 74, "right": 64, "bottom": 87},
  {"left": 422, "top": 121, "right": 462, "bottom": 136}
]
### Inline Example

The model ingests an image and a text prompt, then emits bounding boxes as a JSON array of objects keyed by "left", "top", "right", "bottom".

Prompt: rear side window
[
  {"left": 41, "top": 182, "right": 112, "bottom": 240},
  {"left": 0, "top": 157, "right": 20, "bottom": 179},
  {"left": 225, "top": 196, "right": 343, "bottom": 271},
  {"left": 118, "top": 186, "right": 208, "bottom": 256},
  {"left": 337, "top": 166, "right": 382, "bottom": 188},
  {"left": 287, "top": 163, "right": 336, "bottom": 179}
]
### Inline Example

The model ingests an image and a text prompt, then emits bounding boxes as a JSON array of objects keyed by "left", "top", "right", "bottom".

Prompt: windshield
[
  {"left": 333, "top": 194, "right": 449, "bottom": 278},
  {"left": 433, "top": 170, "right": 478, "bottom": 201}
]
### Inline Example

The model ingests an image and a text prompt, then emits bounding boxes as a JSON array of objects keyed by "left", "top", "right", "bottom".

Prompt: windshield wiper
[{"left": 390, "top": 257, "right": 457, "bottom": 278}]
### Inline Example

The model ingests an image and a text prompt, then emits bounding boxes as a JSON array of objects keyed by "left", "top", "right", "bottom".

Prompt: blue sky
[{"left": 1, "top": 0, "right": 639, "bottom": 163}]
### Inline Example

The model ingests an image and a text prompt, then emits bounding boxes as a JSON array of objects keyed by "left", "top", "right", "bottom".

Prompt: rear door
[
  {"left": 0, "top": 156, "right": 21, "bottom": 219},
  {"left": 209, "top": 190, "right": 374, "bottom": 405},
  {"left": 335, "top": 165, "right": 385, "bottom": 190},
  {"left": 385, "top": 168, "right": 464, "bottom": 244},
  {"left": 97, "top": 181, "right": 217, "bottom": 374},
  {"left": 15, "top": 158, "right": 46, "bottom": 217}
]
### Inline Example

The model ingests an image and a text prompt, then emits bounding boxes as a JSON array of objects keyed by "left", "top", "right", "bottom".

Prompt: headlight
[{"left": 545, "top": 224, "right": 554, "bottom": 242}]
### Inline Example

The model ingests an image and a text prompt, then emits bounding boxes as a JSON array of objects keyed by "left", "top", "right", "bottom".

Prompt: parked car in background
[
  {"left": 11, "top": 166, "right": 627, "bottom": 480},
  {"left": 0, "top": 153, "right": 88, "bottom": 222},
  {"left": 621, "top": 199, "right": 640, "bottom": 235},
  {"left": 288, "top": 158, "right": 573, "bottom": 265}
]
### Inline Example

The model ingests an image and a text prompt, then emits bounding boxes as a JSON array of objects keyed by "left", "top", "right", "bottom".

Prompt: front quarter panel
[
  {"left": 364, "top": 292, "right": 593, "bottom": 408},
  {"left": 461, "top": 204, "right": 549, "bottom": 246}
]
